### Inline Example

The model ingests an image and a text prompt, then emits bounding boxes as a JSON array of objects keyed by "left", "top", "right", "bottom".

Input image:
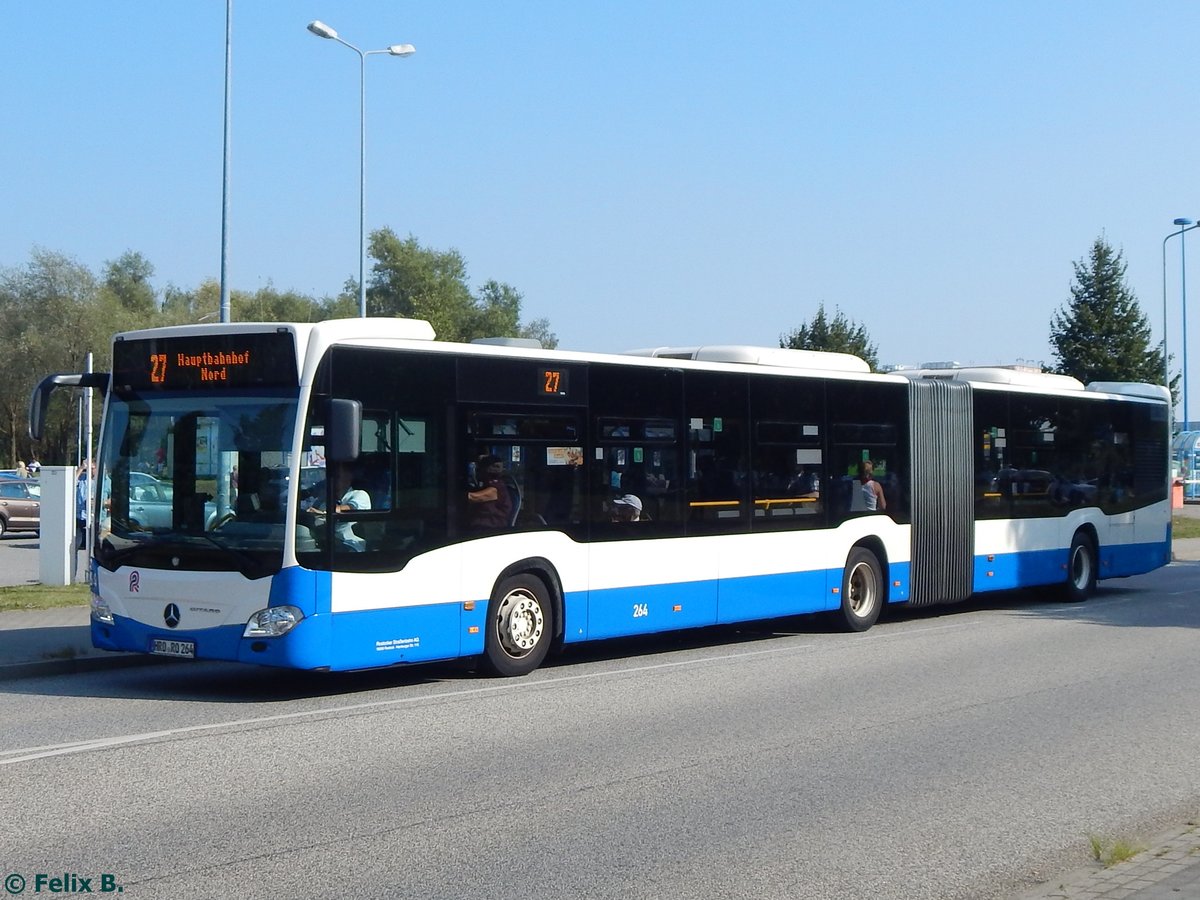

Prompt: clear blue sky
[{"left": 3, "top": 1, "right": 1199, "bottom": 377}]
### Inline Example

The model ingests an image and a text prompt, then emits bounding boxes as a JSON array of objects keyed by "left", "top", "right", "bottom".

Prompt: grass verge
[
  {"left": 1173, "top": 515, "right": 1200, "bottom": 540},
  {"left": 0, "top": 583, "right": 90, "bottom": 613}
]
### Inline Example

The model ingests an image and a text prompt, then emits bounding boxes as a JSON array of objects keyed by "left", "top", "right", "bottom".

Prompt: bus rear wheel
[
  {"left": 838, "top": 547, "right": 883, "bottom": 632},
  {"left": 1064, "top": 531, "right": 1097, "bottom": 602},
  {"left": 482, "top": 574, "right": 552, "bottom": 677}
]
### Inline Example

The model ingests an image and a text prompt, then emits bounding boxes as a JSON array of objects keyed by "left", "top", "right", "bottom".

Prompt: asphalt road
[{"left": 1, "top": 563, "right": 1198, "bottom": 900}]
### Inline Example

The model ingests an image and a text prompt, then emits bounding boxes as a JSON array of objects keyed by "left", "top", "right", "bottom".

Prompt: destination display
[{"left": 113, "top": 332, "right": 299, "bottom": 390}]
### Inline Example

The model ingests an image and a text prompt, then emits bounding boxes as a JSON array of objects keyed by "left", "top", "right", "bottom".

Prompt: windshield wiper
[
  {"left": 190, "top": 531, "right": 271, "bottom": 577},
  {"left": 97, "top": 530, "right": 272, "bottom": 579}
]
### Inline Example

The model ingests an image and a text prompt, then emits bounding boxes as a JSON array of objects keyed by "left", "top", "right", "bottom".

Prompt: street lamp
[
  {"left": 1163, "top": 219, "right": 1200, "bottom": 431},
  {"left": 220, "top": 0, "right": 232, "bottom": 324},
  {"left": 1164, "top": 218, "right": 1200, "bottom": 431},
  {"left": 307, "top": 20, "right": 415, "bottom": 317}
]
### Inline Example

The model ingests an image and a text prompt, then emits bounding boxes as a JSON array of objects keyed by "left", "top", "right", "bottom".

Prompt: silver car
[
  {"left": 126, "top": 472, "right": 220, "bottom": 531},
  {"left": 127, "top": 472, "right": 175, "bottom": 530}
]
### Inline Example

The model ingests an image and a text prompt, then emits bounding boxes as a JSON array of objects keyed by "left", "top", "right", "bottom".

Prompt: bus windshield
[{"left": 95, "top": 389, "right": 300, "bottom": 578}]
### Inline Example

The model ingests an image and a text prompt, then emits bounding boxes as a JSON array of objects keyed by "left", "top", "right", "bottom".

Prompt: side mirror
[
  {"left": 326, "top": 399, "right": 361, "bottom": 462},
  {"left": 29, "top": 372, "right": 110, "bottom": 441}
]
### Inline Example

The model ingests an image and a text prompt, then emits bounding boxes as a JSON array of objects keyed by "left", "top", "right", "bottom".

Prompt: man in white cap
[{"left": 611, "top": 494, "right": 643, "bottom": 522}]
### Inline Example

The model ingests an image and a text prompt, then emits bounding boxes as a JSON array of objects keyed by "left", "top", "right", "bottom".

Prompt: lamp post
[
  {"left": 307, "top": 20, "right": 414, "bottom": 317},
  {"left": 220, "top": 0, "right": 233, "bottom": 324},
  {"left": 1176, "top": 217, "right": 1197, "bottom": 431},
  {"left": 1163, "top": 219, "right": 1200, "bottom": 432}
]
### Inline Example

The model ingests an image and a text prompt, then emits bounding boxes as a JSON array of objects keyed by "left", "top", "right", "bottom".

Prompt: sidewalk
[
  {"left": 0, "top": 604, "right": 149, "bottom": 679},
  {"left": 1013, "top": 822, "right": 1200, "bottom": 899}
]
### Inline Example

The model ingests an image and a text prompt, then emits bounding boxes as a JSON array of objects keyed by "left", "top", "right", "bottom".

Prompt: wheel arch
[
  {"left": 1071, "top": 521, "right": 1100, "bottom": 553},
  {"left": 490, "top": 556, "right": 565, "bottom": 644},
  {"left": 849, "top": 535, "right": 891, "bottom": 605},
  {"left": 1064, "top": 523, "right": 1101, "bottom": 601}
]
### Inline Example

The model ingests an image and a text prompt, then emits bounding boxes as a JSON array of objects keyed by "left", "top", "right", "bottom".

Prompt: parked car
[
  {"left": 0, "top": 478, "right": 40, "bottom": 537},
  {"left": 125, "top": 472, "right": 225, "bottom": 531},
  {"left": 127, "top": 472, "right": 175, "bottom": 530}
]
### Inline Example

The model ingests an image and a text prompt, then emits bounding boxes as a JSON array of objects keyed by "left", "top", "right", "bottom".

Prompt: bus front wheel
[
  {"left": 482, "top": 574, "right": 552, "bottom": 677},
  {"left": 1064, "top": 532, "right": 1097, "bottom": 602},
  {"left": 838, "top": 547, "right": 883, "bottom": 632}
]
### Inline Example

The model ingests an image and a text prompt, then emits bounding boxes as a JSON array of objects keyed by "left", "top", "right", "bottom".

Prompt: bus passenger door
[{"left": 585, "top": 364, "right": 716, "bottom": 639}]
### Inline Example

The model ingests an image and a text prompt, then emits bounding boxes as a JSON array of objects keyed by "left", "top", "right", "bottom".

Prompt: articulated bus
[{"left": 30, "top": 318, "right": 1171, "bottom": 676}]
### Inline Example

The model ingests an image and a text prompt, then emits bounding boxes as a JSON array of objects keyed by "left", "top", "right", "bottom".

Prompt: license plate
[{"left": 150, "top": 638, "right": 196, "bottom": 658}]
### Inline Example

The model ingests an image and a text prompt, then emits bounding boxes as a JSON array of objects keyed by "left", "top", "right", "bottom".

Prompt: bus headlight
[
  {"left": 243, "top": 606, "right": 303, "bottom": 638},
  {"left": 91, "top": 594, "right": 114, "bottom": 625}
]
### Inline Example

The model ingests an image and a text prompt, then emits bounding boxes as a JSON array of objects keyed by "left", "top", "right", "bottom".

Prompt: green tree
[
  {"left": 234, "top": 283, "right": 326, "bottom": 323},
  {"left": 0, "top": 249, "right": 121, "bottom": 465},
  {"left": 467, "top": 279, "right": 521, "bottom": 337},
  {"left": 160, "top": 280, "right": 327, "bottom": 326},
  {"left": 1050, "top": 237, "right": 1165, "bottom": 385},
  {"left": 518, "top": 317, "right": 558, "bottom": 349},
  {"left": 366, "top": 229, "right": 555, "bottom": 345},
  {"left": 780, "top": 303, "right": 879, "bottom": 370},
  {"left": 102, "top": 250, "right": 157, "bottom": 317},
  {"left": 367, "top": 229, "right": 475, "bottom": 338},
  {"left": 160, "top": 280, "right": 220, "bottom": 325}
]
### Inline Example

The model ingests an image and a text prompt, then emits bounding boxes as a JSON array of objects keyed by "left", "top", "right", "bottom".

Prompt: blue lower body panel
[
  {"left": 586, "top": 579, "right": 718, "bottom": 640},
  {"left": 717, "top": 568, "right": 833, "bottom": 624},
  {"left": 973, "top": 539, "right": 1171, "bottom": 594},
  {"left": 92, "top": 615, "right": 246, "bottom": 660},
  {"left": 974, "top": 548, "right": 1064, "bottom": 592},
  {"left": 1102, "top": 539, "right": 1171, "bottom": 578},
  {"left": 92, "top": 613, "right": 331, "bottom": 670},
  {"left": 580, "top": 564, "right": 901, "bottom": 640},
  {"left": 326, "top": 604, "right": 463, "bottom": 671}
]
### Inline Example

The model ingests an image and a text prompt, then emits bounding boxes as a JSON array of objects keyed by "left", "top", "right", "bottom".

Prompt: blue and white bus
[{"left": 31, "top": 318, "right": 1171, "bottom": 676}]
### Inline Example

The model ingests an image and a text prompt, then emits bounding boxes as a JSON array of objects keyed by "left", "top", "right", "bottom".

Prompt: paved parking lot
[{"left": 0, "top": 532, "right": 88, "bottom": 587}]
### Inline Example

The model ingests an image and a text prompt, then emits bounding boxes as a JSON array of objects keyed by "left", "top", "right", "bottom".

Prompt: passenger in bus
[
  {"left": 859, "top": 460, "right": 888, "bottom": 511},
  {"left": 610, "top": 494, "right": 644, "bottom": 522},
  {"left": 308, "top": 461, "right": 372, "bottom": 551},
  {"left": 855, "top": 460, "right": 886, "bottom": 512},
  {"left": 787, "top": 466, "right": 820, "bottom": 498},
  {"left": 467, "top": 455, "right": 514, "bottom": 530}
]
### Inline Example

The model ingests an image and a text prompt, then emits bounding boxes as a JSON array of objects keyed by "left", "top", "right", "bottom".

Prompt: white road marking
[{"left": 0, "top": 619, "right": 977, "bottom": 766}]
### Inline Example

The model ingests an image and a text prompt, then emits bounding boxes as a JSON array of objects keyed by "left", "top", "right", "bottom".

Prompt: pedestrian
[{"left": 76, "top": 462, "right": 94, "bottom": 549}]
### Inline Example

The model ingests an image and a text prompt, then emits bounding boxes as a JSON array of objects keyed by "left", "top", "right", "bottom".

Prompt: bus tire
[
  {"left": 481, "top": 574, "right": 552, "bottom": 677},
  {"left": 1064, "top": 531, "right": 1097, "bottom": 602},
  {"left": 838, "top": 547, "right": 883, "bottom": 632}
]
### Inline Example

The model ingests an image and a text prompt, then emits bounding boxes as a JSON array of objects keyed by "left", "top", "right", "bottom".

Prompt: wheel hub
[
  {"left": 497, "top": 591, "right": 544, "bottom": 656},
  {"left": 848, "top": 563, "right": 876, "bottom": 616}
]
